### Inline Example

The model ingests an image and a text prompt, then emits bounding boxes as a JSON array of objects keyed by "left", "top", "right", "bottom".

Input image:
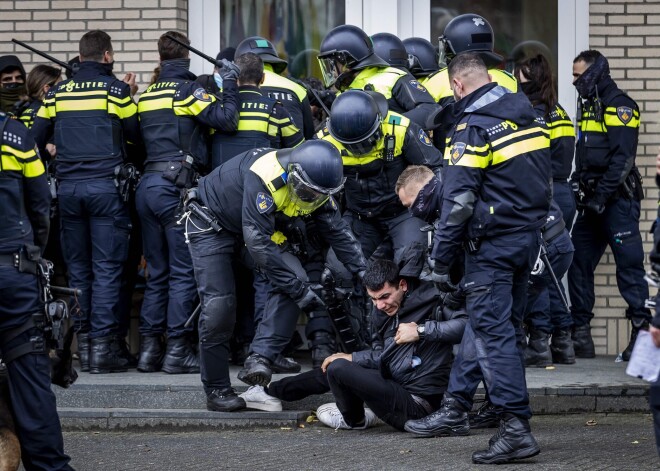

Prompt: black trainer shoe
[
  {"left": 206, "top": 388, "right": 246, "bottom": 412},
  {"left": 550, "top": 328, "right": 576, "bottom": 364},
  {"left": 469, "top": 400, "right": 500, "bottom": 429},
  {"left": 572, "top": 324, "right": 595, "bottom": 358},
  {"left": 237, "top": 353, "right": 272, "bottom": 386},
  {"left": 271, "top": 354, "right": 301, "bottom": 374},
  {"left": 472, "top": 416, "right": 540, "bottom": 464},
  {"left": 403, "top": 397, "right": 470, "bottom": 438}
]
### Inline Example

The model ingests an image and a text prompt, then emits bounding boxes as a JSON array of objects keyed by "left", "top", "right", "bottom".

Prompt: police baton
[
  {"left": 184, "top": 304, "right": 201, "bottom": 329},
  {"left": 12, "top": 38, "right": 73, "bottom": 72},
  {"left": 539, "top": 244, "right": 570, "bottom": 313},
  {"left": 165, "top": 35, "right": 225, "bottom": 69}
]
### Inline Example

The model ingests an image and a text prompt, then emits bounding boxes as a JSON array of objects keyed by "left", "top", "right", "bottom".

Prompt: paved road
[{"left": 60, "top": 413, "right": 659, "bottom": 470}]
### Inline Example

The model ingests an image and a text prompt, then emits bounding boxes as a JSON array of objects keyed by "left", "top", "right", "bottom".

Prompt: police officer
[
  {"left": 319, "top": 90, "right": 442, "bottom": 266},
  {"left": 318, "top": 25, "right": 438, "bottom": 129},
  {"left": 184, "top": 140, "right": 365, "bottom": 411},
  {"left": 568, "top": 50, "right": 650, "bottom": 360},
  {"left": 32, "top": 30, "right": 141, "bottom": 374},
  {"left": 404, "top": 53, "right": 549, "bottom": 465},
  {"left": 17, "top": 65, "right": 62, "bottom": 130},
  {"left": 402, "top": 37, "right": 440, "bottom": 81},
  {"left": 234, "top": 37, "right": 315, "bottom": 140},
  {"left": 211, "top": 52, "right": 303, "bottom": 167},
  {"left": 134, "top": 32, "right": 240, "bottom": 374},
  {"left": 425, "top": 14, "right": 519, "bottom": 155},
  {"left": 0, "top": 112, "right": 72, "bottom": 470}
]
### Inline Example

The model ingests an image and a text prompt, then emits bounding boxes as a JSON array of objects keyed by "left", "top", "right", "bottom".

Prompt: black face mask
[
  {"left": 520, "top": 81, "right": 540, "bottom": 96},
  {"left": 161, "top": 58, "right": 191, "bottom": 70},
  {"left": 2, "top": 82, "right": 24, "bottom": 90},
  {"left": 409, "top": 176, "right": 440, "bottom": 222},
  {"left": 573, "top": 55, "right": 609, "bottom": 98},
  {"left": 0, "top": 84, "right": 26, "bottom": 113}
]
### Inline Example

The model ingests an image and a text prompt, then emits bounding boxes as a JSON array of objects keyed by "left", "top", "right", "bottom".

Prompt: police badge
[
  {"left": 450, "top": 142, "right": 466, "bottom": 165},
  {"left": 616, "top": 106, "right": 633, "bottom": 125}
]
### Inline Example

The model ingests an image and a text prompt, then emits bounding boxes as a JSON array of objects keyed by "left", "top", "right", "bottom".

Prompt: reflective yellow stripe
[
  {"left": 138, "top": 97, "right": 173, "bottom": 113},
  {"left": 271, "top": 231, "right": 287, "bottom": 245},
  {"left": 23, "top": 157, "right": 45, "bottom": 177},
  {"left": 55, "top": 98, "right": 107, "bottom": 112},
  {"left": 446, "top": 144, "right": 491, "bottom": 168},
  {"left": 108, "top": 101, "right": 137, "bottom": 119},
  {"left": 108, "top": 95, "right": 133, "bottom": 105},
  {"left": 492, "top": 136, "right": 549, "bottom": 166},
  {"left": 241, "top": 112, "right": 270, "bottom": 119},
  {"left": 490, "top": 127, "right": 548, "bottom": 148},
  {"left": 1, "top": 146, "right": 45, "bottom": 177},
  {"left": 603, "top": 106, "right": 640, "bottom": 128},
  {"left": 238, "top": 120, "right": 269, "bottom": 132},
  {"left": 262, "top": 69, "right": 307, "bottom": 102},
  {"left": 549, "top": 123, "right": 574, "bottom": 139},
  {"left": 581, "top": 120, "right": 605, "bottom": 132},
  {"left": 142, "top": 89, "right": 176, "bottom": 98},
  {"left": 174, "top": 95, "right": 215, "bottom": 116},
  {"left": 38, "top": 99, "right": 55, "bottom": 118},
  {"left": 59, "top": 90, "right": 107, "bottom": 98},
  {"left": 279, "top": 123, "right": 299, "bottom": 137}
]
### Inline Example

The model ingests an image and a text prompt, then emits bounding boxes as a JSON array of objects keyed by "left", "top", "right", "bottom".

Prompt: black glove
[
  {"left": 294, "top": 285, "right": 326, "bottom": 313},
  {"left": 431, "top": 264, "right": 457, "bottom": 293},
  {"left": 583, "top": 194, "right": 606, "bottom": 215},
  {"left": 219, "top": 59, "right": 240, "bottom": 82}
]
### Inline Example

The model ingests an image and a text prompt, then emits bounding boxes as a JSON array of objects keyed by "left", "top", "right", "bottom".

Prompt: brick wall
[
  {"left": 589, "top": 0, "right": 660, "bottom": 355},
  {"left": 0, "top": 0, "right": 188, "bottom": 93}
]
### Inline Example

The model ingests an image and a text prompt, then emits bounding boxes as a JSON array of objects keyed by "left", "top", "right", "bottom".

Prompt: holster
[
  {"left": 619, "top": 167, "right": 644, "bottom": 201},
  {"left": 114, "top": 163, "right": 140, "bottom": 203},
  {"left": 163, "top": 155, "right": 197, "bottom": 189},
  {"left": 17, "top": 244, "right": 41, "bottom": 275}
]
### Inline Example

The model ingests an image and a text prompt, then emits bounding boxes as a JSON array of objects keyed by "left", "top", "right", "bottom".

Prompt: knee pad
[{"left": 199, "top": 295, "right": 236, "bottom": 339}]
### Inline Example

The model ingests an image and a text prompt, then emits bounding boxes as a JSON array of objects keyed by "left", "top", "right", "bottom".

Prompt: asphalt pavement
[{"left": 61, "top": 413, "right": 659, "bottom": 471}]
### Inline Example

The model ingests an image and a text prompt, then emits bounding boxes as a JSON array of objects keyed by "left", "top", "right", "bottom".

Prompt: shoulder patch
[
  {"left": 256, "top": 192, "right": 274, "bottom": 214},
  {"left": 456, "top": 123, "right": 467, "bottom": 132},
  {"left": 193, "top": 87, "right": 211, "bottom": 102},
  {"left": 450, "top": 142, "right": 466, "bottom": 165},
  {"left": 409, "top": 79, "right": 428, "bottom": 92},
  {"left": 418, "top": 129, "right": 432, "bottom": 146},
  {"left": 617, "top": 106, "right": 633, "bottom": 124}
]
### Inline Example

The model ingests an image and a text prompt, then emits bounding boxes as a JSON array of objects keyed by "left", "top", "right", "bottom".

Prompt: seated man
[{"left": 239, "top": 258, "right": 467, "bottom": 431}]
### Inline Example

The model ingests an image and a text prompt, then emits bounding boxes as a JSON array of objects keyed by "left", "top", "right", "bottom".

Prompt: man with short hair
[{"left": 404, "top": 53, "right": 550, "bottom": 465}]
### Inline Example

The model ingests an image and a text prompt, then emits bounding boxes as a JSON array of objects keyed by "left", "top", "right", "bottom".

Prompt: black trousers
[{"left": 268, "top": 360, "right": 434, "bottom": 431}]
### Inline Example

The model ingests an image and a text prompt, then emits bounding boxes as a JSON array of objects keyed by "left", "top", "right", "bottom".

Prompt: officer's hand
[
  {"left": 650, "top": 325, "right": 660, "bottom": 348},
  {"left": 321, "top": 352, "right": 351, "bottom": 373},
  {"left": 122, "top": 72, "right": 138, "bottom": 96},
  {"left": 219, "top": 59, "right": 240, "bottom": 82},
  {"left": 583, "top": 196, "right": 605, "bottom": 215},
  {"left": 431, "top": 264, "right": 457, "bottom": 293},
  {"left": 394, "top": 322, "right": 419, "bottom": 344},
  {"left": 294, "top": 286, "right": 326, "bottom": 313}
]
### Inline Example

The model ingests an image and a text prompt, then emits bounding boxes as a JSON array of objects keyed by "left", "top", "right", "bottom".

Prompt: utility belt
[
  {"left": 0, "top": 244, "right": 41, "bottom": 274},
  {"left": 149, "top": 155, "right": 199, "bottom": 189},
  {"left": 580, "top": 167, "right": 644, "bottom": 202},
  {"left": 542, "top": 219, "right": 566, "bottom": 244},
  {"left": 113, "top": 162, "right": 140, "bottom": 203},
  {"left": 183, "top": 188, "right": 223, "bottom": 233}
]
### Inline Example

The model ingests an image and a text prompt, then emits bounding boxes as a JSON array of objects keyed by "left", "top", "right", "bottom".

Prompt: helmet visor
[
  {"left": 438, "top": 36, "right": 454, "bottom": 68},
  {"left": 340, "top": 124, "right": 383, "bottom": 156},
  {"left": 287, "top": 164, "right": 345, "bottom": 212},
  {"left": 318, "top": 54, "right": 342, "bottom": 88}
]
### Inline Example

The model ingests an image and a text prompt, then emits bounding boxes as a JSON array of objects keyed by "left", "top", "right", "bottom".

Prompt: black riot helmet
[
  {"left": 372, "top": 33, "right": 409, "bottom": 69},
  {"left": 283, "top": 140, "right": 346, "bottom": 212},
  {"left": 327, "top": 90, "right": 388, "bottom": 156},
  {"left": 235, "top": 36, "right": 288, "bottom": 74},
  {"left": 318, "top": 25, "right": 389, "bottom": 89},
  {"left": 402, "top": 37, "right": 439, "bottom": 78},
  {"left": 439, "top": 14, "right": 503, "bottom": 68}
]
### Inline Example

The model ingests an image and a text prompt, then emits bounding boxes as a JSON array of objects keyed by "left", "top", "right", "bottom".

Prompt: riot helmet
[
  {"left": 402, "top": 37, "right": 440, "bottom": 78},
  {"left": 284, "top": 140, "right": 345, "bottom": 212},
  {"left": 372, "top": 33, "right": 409, "bottom": 69},
  {"left": 439, "top": 14, "right": 502, "bottom": 68},
  {"left": 235, "top": 36, "right": 287, "bottom": 74},
  {"left": 318, "top": 25, "right": 389, "bottom": 88},
  {"left": 327, "top": 90, "right": 388, "bottom": 156}
]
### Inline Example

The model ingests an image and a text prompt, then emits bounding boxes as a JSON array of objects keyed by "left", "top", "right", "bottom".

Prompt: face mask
[
  {"left": 520, "top": 81, "right": 540, "bottom": 96},
  {"left": 2, "top": 82, "right": 24, "bottom": 90},
  {"left": 573, "top": 55, "right": 609, "bottom": 98},
  {"left": 213, "top": 72, "right": 223, "bottom": 89},
  {"left": 0, "top": 85, "right": 26, "bottom": 113},
  {"left": 409, "top": 176, "right": 440, "bottom": 222}
]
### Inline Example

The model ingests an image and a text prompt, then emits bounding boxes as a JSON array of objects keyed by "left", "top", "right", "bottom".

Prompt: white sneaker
[
  {"left": 238, "top": 385, "right": 282, "bottom": 412},
  {"left": 316, "top": 403, "right": 380, "bottom": 430}
]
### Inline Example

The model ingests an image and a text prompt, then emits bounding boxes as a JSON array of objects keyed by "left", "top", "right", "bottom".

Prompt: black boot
[
  {"left": 550, "top": 328, "right": 576, "bottom": 364},
  {"left": 572, "top": 324, "right": 595, "bottom": 358},
  {"left": 469, "top": 400, "right": 500, "bottom": 429},
  {"left": 310, "top": 331, "right": 336, "bottom": 369},
  {"left": 116, "top": 335, "right": 138, "bottom": 369},
  {"left": 237, "top": 353, "right": 272, "bottom": 386},
  {"left": 524, "top": 330, "right": 552, "bottom": 368},
  {"left": 77, "top": 332, "right": 90, "bottom": 373},
  {"left": 472, "top": 415, "right": 540, "bottom": 464},
  {"left": 137, "top": 335, "right": 164, "bottom": 372},
  {"left": 206, "top": 387, "right": 246, "bottom": 412},
  {"left": 89, "top": 336, "right": 130, "bottom": 374},
  {"left": 271, "top": 354, "right": 301, "bottom": 374},
  {"left": 162, "top": 337, "right": 200, "bottom": 374},
  {"left": 621, "top": 320, "right": 649, "bottom": 361},
  {"left": 404, "top": 396, "right": 470, "bottom": 437}
]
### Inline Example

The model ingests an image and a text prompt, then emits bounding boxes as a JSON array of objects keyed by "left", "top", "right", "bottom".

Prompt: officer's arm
[
  {"left": 241, "top": 176, "right": 306, "bottom": 300},
  {"left": 431, "top": 127, "right": 486, "bottom": 266},
  {"left": 18, "top": 129, "right": 51, "bottom": 250},
  {"left": 176, "top": 80, "right": 239, "bottom": 133},
  {"left": 392, "top": 74, "right": 439, "bottom": 129},
  {"left": 300, "top": 95, "right": 316, "bottom": 140},
  {"left": 595, "top": 99, "right": 640, "bottom": 200},
  {"left": 31, "top": 88, "right": 56, "bottom": 162},
  {"left": 313, "top": 197, "right": 367, "bottom": 274},
  {"left": 109, "top": 81, "right": 141, "bottom": 146},
  {"left": 272, "top": 103, "right": 304, "bottom": 149},
  {"left": 422, "top": 303, "right": 468, "bottom": 345},
  {"left": 402, "top": 121, "right": 443, "bottom": 172}
]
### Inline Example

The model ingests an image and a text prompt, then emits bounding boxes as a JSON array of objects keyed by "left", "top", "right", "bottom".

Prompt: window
[
  {"left": 219, "top": 0, "right": 345, "bottom": 80},
  {"left": 431, "top": 0, "right": 559, "bottom": 74}
]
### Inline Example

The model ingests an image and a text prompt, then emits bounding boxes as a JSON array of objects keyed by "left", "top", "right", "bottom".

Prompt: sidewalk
[{"left": 55, "top": 355, "right": 651, "bottom": 430}]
